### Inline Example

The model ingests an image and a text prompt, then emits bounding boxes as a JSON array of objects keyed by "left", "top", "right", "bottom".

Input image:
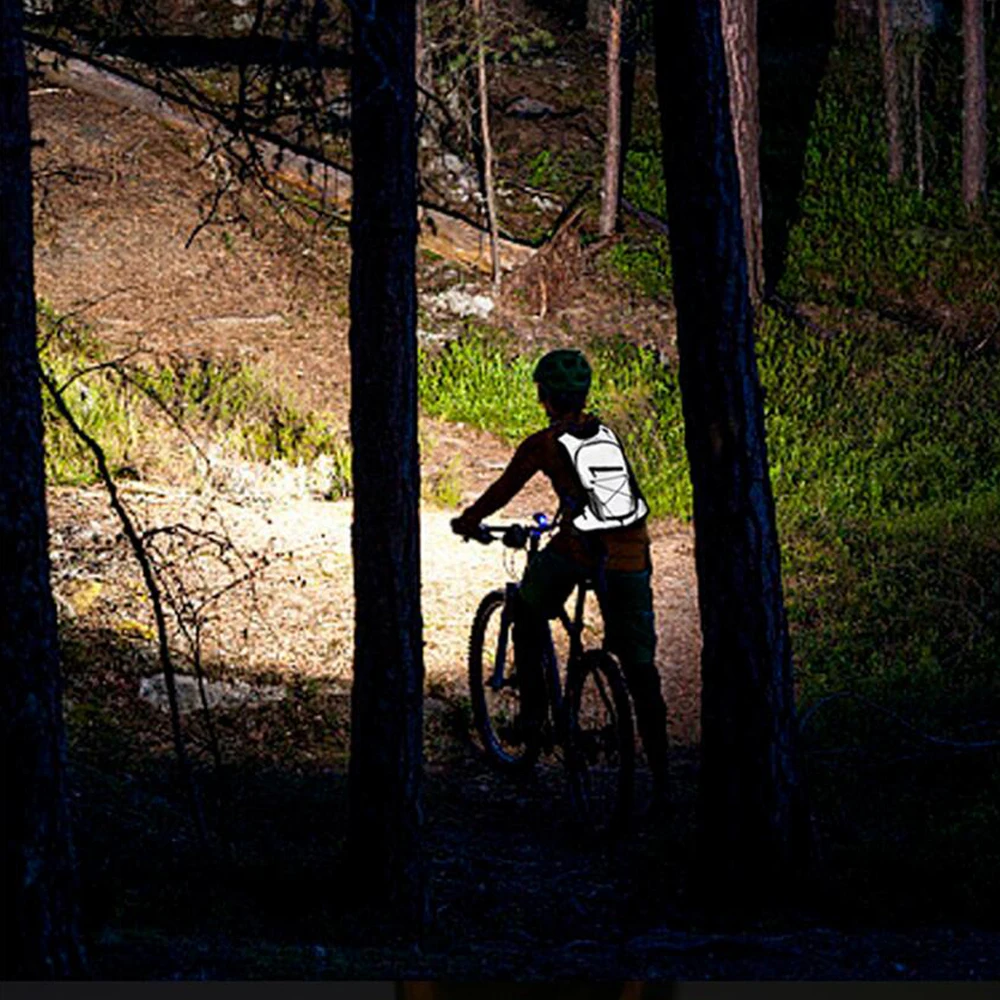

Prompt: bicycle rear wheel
[
  {"left": 468, "top": 589, "right": 542, "bottom": 773},
  {"left": 564, "top": 649, "right": 635, "bottom": 842}
]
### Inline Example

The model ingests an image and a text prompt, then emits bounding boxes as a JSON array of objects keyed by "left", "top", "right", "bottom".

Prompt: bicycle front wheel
[
  {"left": 564, "top": 649, "right": 635, "bottom": 843},
  {"left": 468, "top": 589, "right": 542, "bottom": 773}
]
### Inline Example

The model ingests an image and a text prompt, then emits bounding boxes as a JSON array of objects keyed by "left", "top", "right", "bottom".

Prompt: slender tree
[
  {"left": 962, "top": 0, "right": 987, "bottom": 210},
  {"left": 599, "top": 0, "right": 624, "bottom": 236},
  {"left": 346, "top": 0, "right": 428, "bottom": 927},
  {"left": 1, "top": 0, "right": 85, "bottom": 976},
  {"left": 720, "top": 0, "right": 764, "bottom": 303},
  {"left": 652, "top": 0, "right": 807, "bottom": 903},
  {"left": 472, "top": 0, "right": 501, "bottom": 288},
  {"left": 913, "top": 38, "right": 925, "bottom": 194},
  {"left": 878, "top": 0, "right": 904, "bottom": 183}
]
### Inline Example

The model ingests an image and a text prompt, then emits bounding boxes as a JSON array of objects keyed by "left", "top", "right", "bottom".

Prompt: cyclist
[{"left": 451, "top": 348, "right": 670, "bottom": 812}]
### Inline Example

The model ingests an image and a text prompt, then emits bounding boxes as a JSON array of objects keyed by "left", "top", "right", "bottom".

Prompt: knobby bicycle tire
[
  {"left": 564, "top": 649, "right": 635, "bottom": 842},
  {"left": 468, "top": 589, "right": 542, "bottom": 773}
]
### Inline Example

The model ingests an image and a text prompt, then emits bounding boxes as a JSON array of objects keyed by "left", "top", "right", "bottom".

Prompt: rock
[
  {"left": 430, "top": 287, "right": 495, "bottom": 320},
  {"left": 138, "top": 673, "right": 286, "bottom": 714},
  {"left": 530, "top": 194, "right": 559, "bottom": 212},
  {"left": 505, "top": 96, "right": 556, "bottom": 119}
]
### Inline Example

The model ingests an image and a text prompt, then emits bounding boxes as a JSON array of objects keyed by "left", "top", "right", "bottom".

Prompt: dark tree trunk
[
  {"left": 720, "top": 0, "right": 764, "bottom": 304},
  {"left": 346, "top": 0, "right": 427, "bottom": 928},
  {"left": 878, "top": 0, "right": 904, "bottom": 183},
  {"left": 652, "top": 0, "right": 806, "bottom": 903},
  {"left": 835, "top": 0, "right": 875, "bottom": 39},
  {"left": 962, "top": 0, "right": 987, "bottom": 210},
  {"left": 1, "top": 0, "right": 85, "bottom": 977}
]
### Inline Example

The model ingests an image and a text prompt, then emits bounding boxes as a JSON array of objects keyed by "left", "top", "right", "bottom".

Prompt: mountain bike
[{"left": 461, "top": 512, "right": 635, "bottom": 842}]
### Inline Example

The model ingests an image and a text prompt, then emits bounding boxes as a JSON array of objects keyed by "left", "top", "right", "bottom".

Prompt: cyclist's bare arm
[{"left": 452, "top": 435, "right": 543, "bottom": 534}]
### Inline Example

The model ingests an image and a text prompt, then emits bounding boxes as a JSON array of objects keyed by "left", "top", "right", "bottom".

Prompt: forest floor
[{"left": 28, "top": 63, "right": 1000, "bottom": 981}]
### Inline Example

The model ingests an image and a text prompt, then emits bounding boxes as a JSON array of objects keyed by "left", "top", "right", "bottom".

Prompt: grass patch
[
  {"left": 38, "top": 304, "right": 352, "bottom": 496},
  {"left": 418, "top": 326, "right": 692, "bottom": 519},
  {"left": 604, "top": 235, "right": 673, "bottom": 300}
]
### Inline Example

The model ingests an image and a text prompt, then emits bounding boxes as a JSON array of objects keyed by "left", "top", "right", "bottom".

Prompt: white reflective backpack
[{"left": 557, "top": 424, "right": 648, "bottom": 531}]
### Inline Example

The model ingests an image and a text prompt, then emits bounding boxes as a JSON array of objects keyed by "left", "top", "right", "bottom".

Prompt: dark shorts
[{"left": 518, "top": 545, "right": 656, "bottom": 666}]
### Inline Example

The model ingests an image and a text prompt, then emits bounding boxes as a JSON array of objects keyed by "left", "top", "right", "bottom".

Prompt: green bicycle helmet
[{"left": 533, "top": 348, "right": 592, "bottom": 394}]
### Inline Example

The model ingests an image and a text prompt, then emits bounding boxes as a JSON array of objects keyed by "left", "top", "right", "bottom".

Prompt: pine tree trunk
[
  {"left": 652, "top": 0, "right": 807, "bottom": 904},
  {"left": 346, "top": 0, "right": 427, "bottom": 929},
  {"left": 599, "top": 0, "right": 623, "bottom": 236},
  {"left": 473, "top": 0, "right": 501, "bottom": 288},
  {"left": 878, "top": 0, "right": 904, "bottom": 183},
  {"left": 962, "top": 0, "right": 987, "bottom": 210},
  {"left": 1, "top": 0, "right": 85, "bottom": 977},
  {"left": 720, "top": 0, "right": 764, "bottom": 305}
]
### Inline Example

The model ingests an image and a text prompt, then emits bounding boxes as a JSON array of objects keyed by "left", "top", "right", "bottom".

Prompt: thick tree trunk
[
  {"left": 962, "top": 0, "right": 987, "bottom": 210},
  {"left": 346, "top": 0, "right": 427, "bottom": 928},
  {"left": 473, "top": 0, "right": 501, "bottom": 289},
  {"left": 652, "top": 0, "right": 806, "bottom": 903},
  {"left": 1, "top": 0, "right": 85, "bottom": 977},
  {"left": 599, "top": 0, "right": 623, "bottom": 236},
  {"left": 878, "top": 0, "right": 904, "bottom": 183},
  {"left": 720, "top": 0, "right": 764, "bottom": 305}
]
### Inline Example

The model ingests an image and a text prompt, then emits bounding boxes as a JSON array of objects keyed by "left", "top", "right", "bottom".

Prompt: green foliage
[
  {"left": 752, "top": 308, "right": 1000, "bottom": 728},
  {"left": 780, "top": 44, "right": 1000, "bottom": 313},
  {"left": 603, "top": 143, "right": 672, "bottom": 298},
  {"left": 605, "top": 236, "right": 673, "bottom": 300},
  {"left": 525, "top": 149, "right": 562, "bottom": 190},
  {"left": 38, "top": 306, "right": 351, "bottom": 495},
  {"left": 622, "top": 145, "right": 667, "bottom": 219}
]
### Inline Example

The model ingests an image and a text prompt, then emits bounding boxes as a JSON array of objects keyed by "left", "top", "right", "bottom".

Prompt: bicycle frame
[{"left": 476, "top": 512, "right": 598, "bottom": 740}]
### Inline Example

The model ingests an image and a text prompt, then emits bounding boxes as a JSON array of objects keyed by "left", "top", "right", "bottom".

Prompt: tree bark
[
  {"left": 473, "top": 0, "right": 501, "bottom": 289},
  {"left": 913, "top": 46, "right": 924, "bottom": 195},
  {"left": 720, "top": 0, "right": 764, "bottom": 305},
  {"left": 599, "top": 0, "right": 624, "bottom": 236},
  {"left": 877, "top": 0, "right": 904, "bottom": 183},
  {"left": 962, "top": 0, "right": 987, "bottom": 210},
  {"left": 1, "top": 0, "right": 85, "bottom": 977},
  {"left": 652, "top": 0, "right": 807, "bottom": 904},
  {"left": 835, "top": 0, "right": 876, "bottom": 40},
  {"left": 346, "top": 0, "right": 427, "bottom": 929}
]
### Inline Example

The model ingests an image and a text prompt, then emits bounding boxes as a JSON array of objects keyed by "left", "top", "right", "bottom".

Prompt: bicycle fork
[{"left": 487, "top": 583, "right": 519, "bottom": 691}]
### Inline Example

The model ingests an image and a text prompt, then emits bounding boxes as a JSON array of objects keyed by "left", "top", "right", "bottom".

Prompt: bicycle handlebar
[{"left": 452, "top": 512, "right": 554, "bottom": 549}]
